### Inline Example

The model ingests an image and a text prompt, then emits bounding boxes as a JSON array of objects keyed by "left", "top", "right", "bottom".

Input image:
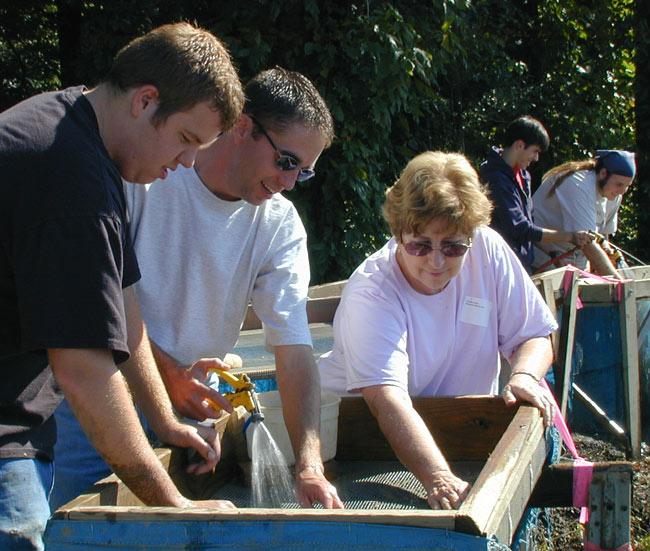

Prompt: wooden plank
[
  {"left": 45, "top": 518, "right": 490, "bottom": 550},
  {"left": 578, "top": 283, "right": 619, "bottom": 304},
  {"left": 54, "top": 425, "right": 235, "bottom": 516},
  {"left": 307, "top": 280, "right": 347, "bottom": 299},
  {"left": 585, "top": 466, "right": 632, "bottom": 549},
  {"left": 538, "top": 276, "right": 560, "bottom": 358},
  {"left": 556, "top": 269, "right": 579, "bottom": 417},
  {"left": 456, "top": 406, "right": 546, "bottom": 543},
  {"left": 54, "top": 448, "right": 174, "bottom": 513},
  {"left": 529, "top": 461, "right": 634, "bottom": 507},
  {"left": 579, "top": 278, "right": 650, "bottom": 304},
  {"left": 57, "top": 489, "right": 102, "bottom": 510},
  {"left": 336, "top": 396, "right": 516, "bottom": 462},
  {"left": 306, "top": 296, "right": 340, "bottom": 324},
  {"left": 620, "top": 265, "right": 650, "bottom": 280},
  {"left": 635, "top": 278, "right": 650, "bottom": 299},
  {"left": 619, "top": 280, "right": 642, "bottom": 459},
  {"left": 240, "top": 281, "right": 344, "bottom": 332},
  {"left": 531, "top": 266, "right": 567, "bottom": 293},
  {"left": 60, "top": 505, "right": 457, "bottom": 529}
]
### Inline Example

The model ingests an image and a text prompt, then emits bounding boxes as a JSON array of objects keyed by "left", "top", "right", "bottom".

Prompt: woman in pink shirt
[{"left": 319, "top": 151, "right": 558, "bottom": 510}]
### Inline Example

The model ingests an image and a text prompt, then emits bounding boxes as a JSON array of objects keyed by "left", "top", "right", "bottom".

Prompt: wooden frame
[
  {"left": 618, "top": 281, "right": 642, "bottom": 458},
  {"left": 532, "top": 266, "right": 647, "bottom": 459},
  {"left": 46, "top": 271, "right": 637, "bottom": 549},
  {"left": 578, "top": 266, "right": 648, "bottom": 459},
  {"left": 335, "top": 396, "right": 548, "bottom": 542},
  {"left": 586, "top": 464, "right": 634, "bottom": 549},
  {"left": 49, "top": 396, "right": 548, "bottom": 548},
  {"left": 557, "top": 270, "right": 579, "bottom": 416},
  {"left": 47, "top": 398, "right": 634, "bottom": 551},
  {"left": 242, "top": 280, "right": 346, "bottom": 331},
  {"left": 46, "top": 274, "right": 640, "bottom": 548}
]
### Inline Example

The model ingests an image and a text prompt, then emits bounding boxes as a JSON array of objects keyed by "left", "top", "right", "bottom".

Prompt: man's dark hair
[
  {"left": 503, "top": 115, "right": 550, "bottom": 151},
  {"left": 244, "top": 67, "right": 334, "bottom": 147},
  {"left": 104, "top": 22, "right": 244, "bottom": 130}
]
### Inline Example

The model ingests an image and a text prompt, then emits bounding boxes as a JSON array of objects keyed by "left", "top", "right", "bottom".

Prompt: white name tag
[{"left": 460, "top": 296, "right": 492, "bottom": 327}]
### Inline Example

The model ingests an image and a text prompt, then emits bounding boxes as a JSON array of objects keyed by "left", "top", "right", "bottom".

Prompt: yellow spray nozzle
[
  {"left": 587, "top": 230, "right": 605, "bottom": 244},
  {"left": 207, "top": 367, "right": 264, "bottom": 422}
]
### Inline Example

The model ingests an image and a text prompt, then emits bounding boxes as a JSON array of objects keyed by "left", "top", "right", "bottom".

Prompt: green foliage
[
  {"left": 633, "top": 0, "right": 650, "bottom": 264},
  {"left": 0, "top": 0, "right": 642, "bottom": 280},
  {"left": 0, "top": 2, "right": 60, "bottom": 106}
]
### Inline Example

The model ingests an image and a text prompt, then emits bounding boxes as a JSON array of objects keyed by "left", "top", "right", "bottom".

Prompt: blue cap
[{"left": 595, "top": 150, "right": 636, "bottom": 178}]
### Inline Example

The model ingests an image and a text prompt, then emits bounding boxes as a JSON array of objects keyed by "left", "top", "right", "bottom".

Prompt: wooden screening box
[{"left": 46, "top": 396, "right": 549, "bottom": 550}]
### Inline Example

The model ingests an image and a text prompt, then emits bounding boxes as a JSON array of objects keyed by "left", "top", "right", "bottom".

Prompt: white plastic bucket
[{"left": 246, "top": 390, "right": 341, "bottom": 465}]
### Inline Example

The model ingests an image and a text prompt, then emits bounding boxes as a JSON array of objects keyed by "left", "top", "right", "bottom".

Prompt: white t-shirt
[
  {"left": 123, "top": 166, "right": 312, "bottom": 365},
  {"left": 318, "top": 226, "right": 557, "bottom": 397},
  {"left": 532, "top": 170, "right": 621, "bottom": 269}
]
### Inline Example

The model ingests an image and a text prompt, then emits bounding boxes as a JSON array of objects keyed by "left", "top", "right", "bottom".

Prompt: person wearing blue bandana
[{"left": 532, "top": 150, "right": 636, "bottom": 277}]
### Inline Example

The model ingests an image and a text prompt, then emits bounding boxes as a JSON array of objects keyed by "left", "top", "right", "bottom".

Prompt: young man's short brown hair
[{"left": 104, "top": 22, "right": 244, "bottom": 131}]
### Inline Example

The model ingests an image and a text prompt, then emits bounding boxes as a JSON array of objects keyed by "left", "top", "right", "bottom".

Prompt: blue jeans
[
  {"left": 50, "top": 398, "right": 156, "bottom": 511},
  {"left": 0, "top": 457, "right": 53, "bottom": 551},
  {"left": 49, "top": 399, "right": 112, "bottom": 511}
]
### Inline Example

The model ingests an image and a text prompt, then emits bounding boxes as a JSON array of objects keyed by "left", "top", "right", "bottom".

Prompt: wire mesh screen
[{"left": 215, "top": 460, "right": 483, "bottom": 510}]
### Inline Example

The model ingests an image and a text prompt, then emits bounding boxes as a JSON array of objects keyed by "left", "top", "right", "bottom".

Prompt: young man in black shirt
[{"left": 0, "top": 22, "right": 244, "bottom": 549}]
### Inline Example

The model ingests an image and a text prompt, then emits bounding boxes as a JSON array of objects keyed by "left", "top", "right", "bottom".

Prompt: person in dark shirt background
[{"left": 479, "top": 115, "right": 591, "bottom": 273}]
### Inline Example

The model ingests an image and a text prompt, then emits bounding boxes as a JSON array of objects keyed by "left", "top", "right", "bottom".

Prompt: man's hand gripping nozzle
[{"left": 209, "top": 368, "right": 265, "bottom": 423}]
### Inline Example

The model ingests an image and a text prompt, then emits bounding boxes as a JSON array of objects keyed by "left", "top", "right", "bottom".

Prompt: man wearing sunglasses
[{"left": 52, "top": 67, "right": 344, "bottom": 510}]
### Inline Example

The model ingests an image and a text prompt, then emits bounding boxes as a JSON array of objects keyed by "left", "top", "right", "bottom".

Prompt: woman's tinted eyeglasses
[
  {"left": 402, "top": 238, "right": 472, "bottom": 258},
  {"left": 251, "top": 117, "right": 315, "bottom": 182}
]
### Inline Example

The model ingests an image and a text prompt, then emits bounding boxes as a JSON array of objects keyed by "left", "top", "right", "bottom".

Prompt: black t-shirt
[{"left": 0, "top": 86, "right": 140, "bottom": 460}]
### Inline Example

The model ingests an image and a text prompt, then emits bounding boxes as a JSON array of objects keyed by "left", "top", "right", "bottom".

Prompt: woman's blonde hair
[{"left": 383, "top": 151, "right": 492, "bottom": 240}]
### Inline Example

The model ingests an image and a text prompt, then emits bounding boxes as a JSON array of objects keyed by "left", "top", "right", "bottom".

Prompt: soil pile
[{"left": 533, "top": 433, "right": 649, "bottom": 550}]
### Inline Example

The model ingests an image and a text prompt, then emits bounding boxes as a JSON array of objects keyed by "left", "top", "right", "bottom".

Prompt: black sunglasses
[
  {"left": 250, "top": 117, "right": 315, "bottom": 182},
  {"left": 402, "top": 238, "right": 472, "bottom": 258}
]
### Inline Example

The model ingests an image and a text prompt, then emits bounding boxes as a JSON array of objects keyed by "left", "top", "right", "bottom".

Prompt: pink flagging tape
[
  {"left": 541, "top": 379, "right": 593, "bottom": 522},
  {"left": 562, "top": 268, "right": 584, "bottom": 310},
  {"left": 561, "top": 264, "right": 632, "bottom": 304},
  {"left": 541, "top": 368, "right": 633, "bottom": 549},
  {"left": 573, "top": 459, "right": 594, "bottom": 523}
]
